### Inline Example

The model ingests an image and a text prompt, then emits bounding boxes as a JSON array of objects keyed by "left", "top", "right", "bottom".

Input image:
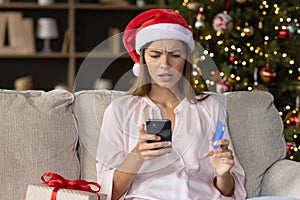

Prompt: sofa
[{"left": 1, "top": 89, "right": 300, "bottom": 200}]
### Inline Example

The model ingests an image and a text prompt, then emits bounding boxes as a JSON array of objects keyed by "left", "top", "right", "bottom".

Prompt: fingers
[{"left": 136, "top": 124, "right": 172, "bottom": 160}]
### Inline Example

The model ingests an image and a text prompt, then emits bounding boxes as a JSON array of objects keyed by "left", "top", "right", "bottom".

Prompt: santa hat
[{"left": 122, "top": 9, "right": 195, "bottom": 76}]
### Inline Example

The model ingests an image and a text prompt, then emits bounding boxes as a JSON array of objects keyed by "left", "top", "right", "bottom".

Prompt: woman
[{"left": 96, "top": 9, "right": 247, "bottom": 200}]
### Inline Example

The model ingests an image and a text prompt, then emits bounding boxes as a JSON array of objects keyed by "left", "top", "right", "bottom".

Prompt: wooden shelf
[
  {"left": 0, "top": 0, "right": 168, "bottom": 91},
  {"left": 74, "top": 3, "right": 167, "bottom": 10},
  {"left": 0, "top": 3, "right": 69, "bottom": 9},
  {"left": 0, "top": 52, "right": 69, "bottom": 59},
  {"left": 75, "top": 51, "right": 130, "bottom": 59}
]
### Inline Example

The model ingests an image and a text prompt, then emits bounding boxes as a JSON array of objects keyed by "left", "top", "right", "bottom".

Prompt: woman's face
[{"left": 144, "top": 39, "right": 186, "bottom": 89}]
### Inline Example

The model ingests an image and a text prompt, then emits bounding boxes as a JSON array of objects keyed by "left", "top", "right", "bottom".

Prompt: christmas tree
[{"left": 171, "top": 0, "right": 300, "bottom": 161}]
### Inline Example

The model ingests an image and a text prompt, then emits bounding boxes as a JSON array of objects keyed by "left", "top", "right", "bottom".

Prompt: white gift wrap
[{"left": 25, "top": 184, "right": 107, "bottom": 200}]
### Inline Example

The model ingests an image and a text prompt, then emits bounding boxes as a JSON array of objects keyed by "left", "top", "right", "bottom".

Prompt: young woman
[{"left": 96, "top": 9, "right": 247, "bottom": 200}]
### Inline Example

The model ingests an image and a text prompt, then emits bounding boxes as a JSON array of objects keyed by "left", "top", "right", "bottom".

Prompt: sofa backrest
[
  {"left": 73, "top": 90, "right": 286, "bottom": 198},
  {"left": 0, "top": 90, "right": 80, "bottom": 200}
]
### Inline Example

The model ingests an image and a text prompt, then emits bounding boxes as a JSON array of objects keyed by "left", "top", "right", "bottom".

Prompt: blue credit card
[{"left": 212, "top": 121, "right": 226, "bottom": 149}]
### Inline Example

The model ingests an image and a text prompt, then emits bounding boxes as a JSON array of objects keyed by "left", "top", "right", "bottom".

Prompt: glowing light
[
  {"left": 194, "top": 80, "right": 199, "bottom": 84},
  {"left": 262, "top": 11, "right": 267, "bottom": 15},
  {"left": 209, "top": 53, "right": 214, "bottom": 57},
  {"left": 265, "top": 54, "right": 269, "bottom": 58},
  {"left": 220, "top": 72, "right": 225, "bottom": 77},
  {"left": 216, "top": 31, "right": 222, "bottom": 37},
  {"left": 231, "top": 45, "right": 236, "bottom": 50},
  {"left": 279, "top": 111, "right": 283, "bottom": 116},
  {"left": 290, "top": 156, "right": 294, "bottom": 160},
  {"left": 286, "top": 105, "right": 291, "bottom": 110},
  {"left": 280, "top": 18, "right": 284, "bottom": 22},
  {"left": 282, "top": 53, "right": 287, "bottom": 58},
  {"left": 264, "top": 36, "right": 269, "bottom": 40},
  {"left": 203, "top": 50, "right": 209, "bottom": 55},
  {"left": 231, "top": 74, "right": 235, "bottom": 79},
  {"left": 205, "top": 35, "right": 212, "bottom": 40},
  {"left": 290, "top": 60, "right": 295, "bottom": 65},
  {"left": 236, "top": 26, "right": 241, "bottom": 31},
  {"left": 200, "top": 56, "right": 206, "bottom": 60},
  {"left": 248, "top": 86, "right": 253, "bottom": 91},
  {"left": 275, "top": 26, "right": 279, "bottom": 30},
  {"left": 237, "top": 48, "right": 241, "bottom": 53},
  {"left": 274, "top": 51, "right": 278, "bottom": 55},
  {"left": 224, "top": 47, "right": 229, "bottom": 52},
  {"left": 244, "top": 82, "right": 248, "bottom": 87},
  {"left": 289, "top": 70, "right": 293, "bottom": 74},
  {"left": 250, "top": 46, "right": 254, "bottom": 51},
  {"left": 287, "top": 18, "right": 292, "bottom": 23},
  {"left": 217, "top": 40, "right": 224, "bottom": 45},
  {"left": 234, "top": 61, "right": 238, "bottom": 65},
  {"left": 249, "top": 58, "right": 254, "bottom": 63},
  {"left": 242, "top": 61, "right": 247, "bottom": 66},
  {"left": 236, "top": 76, "right": 241, "bottom": 81}
]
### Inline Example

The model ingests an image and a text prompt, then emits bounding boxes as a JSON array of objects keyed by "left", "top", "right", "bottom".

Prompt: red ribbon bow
[{"left": 41, "top": 172, "right": 101, "bottom": 200}]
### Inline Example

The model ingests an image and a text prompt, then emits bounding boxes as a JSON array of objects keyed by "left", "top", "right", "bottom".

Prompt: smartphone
[
  {"left": 146, "top": 119, "right": 172, "bottom": 148},
  {"left": 212, "top": 120, "right": 226, "bottom": 149}
]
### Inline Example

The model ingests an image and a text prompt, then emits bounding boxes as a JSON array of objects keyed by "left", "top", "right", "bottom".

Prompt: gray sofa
[{"left": 1, "top": 89, "right": 300, "bottom": 200}]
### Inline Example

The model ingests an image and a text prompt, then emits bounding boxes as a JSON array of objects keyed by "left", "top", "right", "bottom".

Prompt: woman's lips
[{"left": 158, "top": 73, "right": 172, "bottom": 82}]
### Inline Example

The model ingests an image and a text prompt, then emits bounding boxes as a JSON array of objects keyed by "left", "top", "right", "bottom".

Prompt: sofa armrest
[{"left": 260, "top": 159, "right": 300, "bottom": 198}]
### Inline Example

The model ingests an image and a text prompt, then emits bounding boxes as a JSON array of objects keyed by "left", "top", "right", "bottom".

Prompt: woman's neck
[{"left": 147, "top": 84, "right": 183, "bottom": 106}]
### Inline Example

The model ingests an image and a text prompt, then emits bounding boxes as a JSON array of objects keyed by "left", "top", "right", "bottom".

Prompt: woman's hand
[
  {"left": 205, "top": 137, "right": 234, "bottom": 177},
  {"left": 132, "top": 124, "right": 172, "bottom": 160}
]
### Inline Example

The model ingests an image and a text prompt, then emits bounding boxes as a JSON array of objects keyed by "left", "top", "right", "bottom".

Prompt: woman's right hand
[{"left": 132, "top": 124, "right": 172, "bottom": 160}]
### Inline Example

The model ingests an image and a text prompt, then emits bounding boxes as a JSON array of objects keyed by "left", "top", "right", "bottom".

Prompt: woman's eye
[{"left": 150, "top": 54, "right": 160, "bottom": 58}]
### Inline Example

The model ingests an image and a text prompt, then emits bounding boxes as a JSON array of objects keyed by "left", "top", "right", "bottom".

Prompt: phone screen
[{"left": 146, "top": 119, "right": 172, "bottom": 143}]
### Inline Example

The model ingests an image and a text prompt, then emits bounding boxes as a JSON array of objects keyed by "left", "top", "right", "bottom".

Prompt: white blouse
[{"left": 96, "top": 94, "right": 247, "bottom": 200}]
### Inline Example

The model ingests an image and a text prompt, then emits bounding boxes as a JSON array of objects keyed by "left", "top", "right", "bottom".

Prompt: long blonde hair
[{"left": 127, "top": 42, "right": 207, "bottom": 103}]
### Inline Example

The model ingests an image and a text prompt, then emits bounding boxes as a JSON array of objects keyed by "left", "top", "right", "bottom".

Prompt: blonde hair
[{"left": 127, "top": 42, "right": 207, "bottom": 103}]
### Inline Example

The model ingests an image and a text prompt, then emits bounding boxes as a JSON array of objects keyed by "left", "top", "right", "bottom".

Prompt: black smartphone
[{"left": 146, "top": 119, "right": 172, "bottom": 146}]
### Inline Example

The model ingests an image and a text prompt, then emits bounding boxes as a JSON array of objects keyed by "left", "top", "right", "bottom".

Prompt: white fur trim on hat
[
  {"left": 132, "top": 63, "right": 140, "bottom": 77},
  {"left": 135, "top": 23, "right": 195, "bottom": 54}
]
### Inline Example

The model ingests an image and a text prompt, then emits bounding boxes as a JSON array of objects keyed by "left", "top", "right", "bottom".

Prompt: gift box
[
  {"left": 25, "top": 172, "right": 107, "bottom": 200},
  {"left": 25, "top": 184, "right": 107, "bottom": 200}
]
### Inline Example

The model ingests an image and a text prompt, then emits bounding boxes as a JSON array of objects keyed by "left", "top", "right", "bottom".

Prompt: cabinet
[{"left": 0, "top": 0, "right": 169, "bottom": 91}]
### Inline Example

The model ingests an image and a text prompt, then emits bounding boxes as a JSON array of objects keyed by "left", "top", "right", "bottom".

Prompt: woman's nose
[{"left": 160, "top": 54, "right": 170, "bottom": 66}]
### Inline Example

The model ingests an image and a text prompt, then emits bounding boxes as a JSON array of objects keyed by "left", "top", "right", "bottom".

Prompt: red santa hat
[{"left": 122, "top": 9, "right": 195, "bottom": 76}]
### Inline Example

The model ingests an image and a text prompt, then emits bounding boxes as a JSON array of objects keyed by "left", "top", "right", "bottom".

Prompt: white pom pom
[{"left": 132, "top": 63, "right": 140, "bottom": 77}]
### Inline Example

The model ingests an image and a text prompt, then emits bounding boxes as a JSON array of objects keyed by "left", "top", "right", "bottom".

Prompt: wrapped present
[{"left": 25, "top": 172, "right": 107, "bottom": 200}]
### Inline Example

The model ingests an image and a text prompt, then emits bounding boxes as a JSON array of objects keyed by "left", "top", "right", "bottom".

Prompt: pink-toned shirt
[{"left": 96, "top": 94, "right": 247, "bottom": 200}]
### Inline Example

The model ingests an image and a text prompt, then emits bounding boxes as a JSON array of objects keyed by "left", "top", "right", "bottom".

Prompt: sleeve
[
  {"left": 95, "top": 103, "right": 127, "bottom": 200},
  {"left": 211, "top": 96, "right": 247, "bottom": 199}
]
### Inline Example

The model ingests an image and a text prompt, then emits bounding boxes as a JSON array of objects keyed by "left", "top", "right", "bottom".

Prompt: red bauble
[
  {"left": 228, "top": 53, "right": 235, "bottom": 63},
  {"left": 216, "top": 79, "right": 233, "bottom": 93},
  {"left": 259, "top": 64, "right": 276, "bottom": 83},
  {"left": 278, "top": 29, "right": 291, "bottom": 39}
]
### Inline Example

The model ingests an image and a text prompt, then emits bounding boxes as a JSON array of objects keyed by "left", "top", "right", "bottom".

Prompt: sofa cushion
[
  {"left": 73, "top": 90, "right": 124, "bottom": 181},
  {"left": 73, "top": 90, "right": 285, "bottom": 198},
  {"left": 213, "top": 91, "right": 286, "bottom": 197},
  {"left": 0, "top": 90, "right": 80, "bottom": 200}
]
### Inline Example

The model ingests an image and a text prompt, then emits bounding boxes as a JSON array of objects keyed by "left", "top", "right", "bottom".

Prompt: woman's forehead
[{"left": 146, "top": 39, "right": 185, "bottom": 51}]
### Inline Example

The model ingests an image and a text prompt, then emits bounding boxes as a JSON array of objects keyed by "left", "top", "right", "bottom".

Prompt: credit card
[{"left": 212, "top": 121, "right": 226, "bottom": 149}]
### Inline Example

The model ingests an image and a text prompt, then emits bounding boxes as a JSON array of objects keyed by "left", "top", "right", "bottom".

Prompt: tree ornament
[
  {"left": 212, "top": 12, "right": 234, "bottom": 32},
  {"left": 228, "top": 52, "right": 235, "bottom": 64},
  {"left": 286, "top": 141, "right": 296, "bottom": 153},
  {"left": 278, "top": 28, "right": 291, "bottom": 39},
  {"left": 258, "top": 21, "right": 263, "bottom": 31},
  {"left": 242, "top": 22, "right": 254, "bottom": 37},
  {"left": 235, "top": 0, "right": 247, "bottom": 3},
  {"left": 259, "top": 64, "right": 276, "bottom": 83},
  {"left": 187, "top": 1, "right": 200, "bottom": 10},
  {"left": 194, "top": 6, "right": 205, "bottom": 28},
  {"left": 252, "top": 67, "right": 268, "bottom": 91},
  {"left": 216, "top": 78, "right": 233, "bottom": 93}
]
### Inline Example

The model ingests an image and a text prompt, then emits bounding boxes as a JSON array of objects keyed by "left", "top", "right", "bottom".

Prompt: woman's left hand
[{"left": 205, "top": 138, "right": 234, "bottom": 177}]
